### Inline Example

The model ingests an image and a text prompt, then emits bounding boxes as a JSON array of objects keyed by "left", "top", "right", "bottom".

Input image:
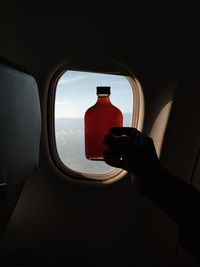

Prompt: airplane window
[{"left": 53, "top": 70, "right": 141, "bottom": 179}]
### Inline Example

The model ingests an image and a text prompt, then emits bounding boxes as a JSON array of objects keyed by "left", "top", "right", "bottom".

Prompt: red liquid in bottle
[{"left": 84, "top": 86, "right": 123, "bottom": 160}]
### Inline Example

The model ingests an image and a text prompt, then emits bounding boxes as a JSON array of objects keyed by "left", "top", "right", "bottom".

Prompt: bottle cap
[{"left": 96, "top": 86, "right": 111, "bottom": 95}]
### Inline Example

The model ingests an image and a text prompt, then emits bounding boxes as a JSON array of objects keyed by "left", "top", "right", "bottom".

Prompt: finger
[
  {"left": 104, "top": 134, "right": 128, "bottom": 151},
  {"left": 111, "top": 127, "right": 151, "bottom": 148},
  {"left": 103, "top": 149, "right": 121, "bottom": 159},
  {"left": 103, "top": 149, "right": 123, "bottom": 167},
  {"left": 110, "top": 127, "right": 142, "bottom": 137},
  {"left": 103, "top": 150, "right": 130, "bottom": 171},
  {"left": 104, "top": 154, "right": 130, "bottom": 171},
  {"left": 104, "top": 159, "right": 125, "bottom": 169}
]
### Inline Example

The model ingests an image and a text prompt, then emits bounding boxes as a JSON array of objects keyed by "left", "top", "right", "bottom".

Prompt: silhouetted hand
[{"left": 104, "top": 127, "right": 163, "bottom": 179}]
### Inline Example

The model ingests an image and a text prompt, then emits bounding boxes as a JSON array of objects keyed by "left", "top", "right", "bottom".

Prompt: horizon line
[{"left": 55, "top": 112, "right": 132, "bottom": 120}]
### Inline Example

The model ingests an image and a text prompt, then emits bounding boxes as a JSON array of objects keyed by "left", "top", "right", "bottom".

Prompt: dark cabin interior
[{"left": 0, "top": 4, "right": 200, "bottom": 266}]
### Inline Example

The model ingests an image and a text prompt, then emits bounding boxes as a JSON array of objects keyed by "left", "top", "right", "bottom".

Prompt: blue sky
[{"left": 55, "top": 70, "right": 133, "bottom": 119}]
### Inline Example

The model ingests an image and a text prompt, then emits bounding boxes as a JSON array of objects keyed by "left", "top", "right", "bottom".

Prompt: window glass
[{"left": 55, "top": 70, "right": 133, "bottom": 174}]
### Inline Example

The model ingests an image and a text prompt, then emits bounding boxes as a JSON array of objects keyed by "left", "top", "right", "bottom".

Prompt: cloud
[{"left": 58, "top": 75, "right": 88, "bottom": 85}]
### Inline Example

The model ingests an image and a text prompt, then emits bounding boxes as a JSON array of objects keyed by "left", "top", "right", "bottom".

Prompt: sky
[{"left": 55, "top": 70, "right": 133, "bottom": 119}]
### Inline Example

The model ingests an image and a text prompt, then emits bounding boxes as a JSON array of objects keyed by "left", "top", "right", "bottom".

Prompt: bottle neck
[{"left": 97, "top": 94, "right": 111, "bottom": 104}]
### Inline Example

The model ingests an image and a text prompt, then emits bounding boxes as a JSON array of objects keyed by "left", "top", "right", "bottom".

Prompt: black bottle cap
[{"left": 96, "top": 86, "right": 111, "bottom": 95}]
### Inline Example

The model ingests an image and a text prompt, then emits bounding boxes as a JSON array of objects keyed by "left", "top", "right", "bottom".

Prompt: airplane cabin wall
[{"left": 1, "top": 10, "right": 200, "bottom": 265}]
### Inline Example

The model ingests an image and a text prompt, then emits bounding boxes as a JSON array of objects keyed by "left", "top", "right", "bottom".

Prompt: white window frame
[{"left": 49, "top": 68, "right": 144, "bottom": 184}]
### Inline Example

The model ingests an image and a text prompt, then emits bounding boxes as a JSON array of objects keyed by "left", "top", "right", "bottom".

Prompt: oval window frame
[{"left": 48, "top": 60, "right": 144, "bottom": 184}]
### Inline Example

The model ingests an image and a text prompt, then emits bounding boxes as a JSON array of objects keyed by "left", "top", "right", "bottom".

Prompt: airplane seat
[{"left": 0, "top": 60, "right": 41, "bottom": 238}]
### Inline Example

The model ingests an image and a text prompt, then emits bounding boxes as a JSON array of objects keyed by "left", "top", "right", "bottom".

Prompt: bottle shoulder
[
  {"left": 111, "top": 103, "right": 122, "bottom": 111},
  {"left": 85, "top": 104, "right": 96, "bottom": 114},
  {"left": 85, "top": 102, "right": 122, "bottom": 113},
  {"left": 109, "top": 103, "right": 123, "bottom": 115}
]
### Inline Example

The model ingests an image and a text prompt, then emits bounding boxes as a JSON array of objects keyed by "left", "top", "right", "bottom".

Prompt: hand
[{"left": 103, "top": 127, "right": 162, "bottom": 179}]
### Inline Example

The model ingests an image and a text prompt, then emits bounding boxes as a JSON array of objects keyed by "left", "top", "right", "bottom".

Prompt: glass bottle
[{"left": 84, "top": 86, "right": 123, "bottom": 160}]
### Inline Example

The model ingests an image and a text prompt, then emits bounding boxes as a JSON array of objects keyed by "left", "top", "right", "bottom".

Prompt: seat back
[{"left": 0, "top": 61, "right": 41, "bottom": 236}]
